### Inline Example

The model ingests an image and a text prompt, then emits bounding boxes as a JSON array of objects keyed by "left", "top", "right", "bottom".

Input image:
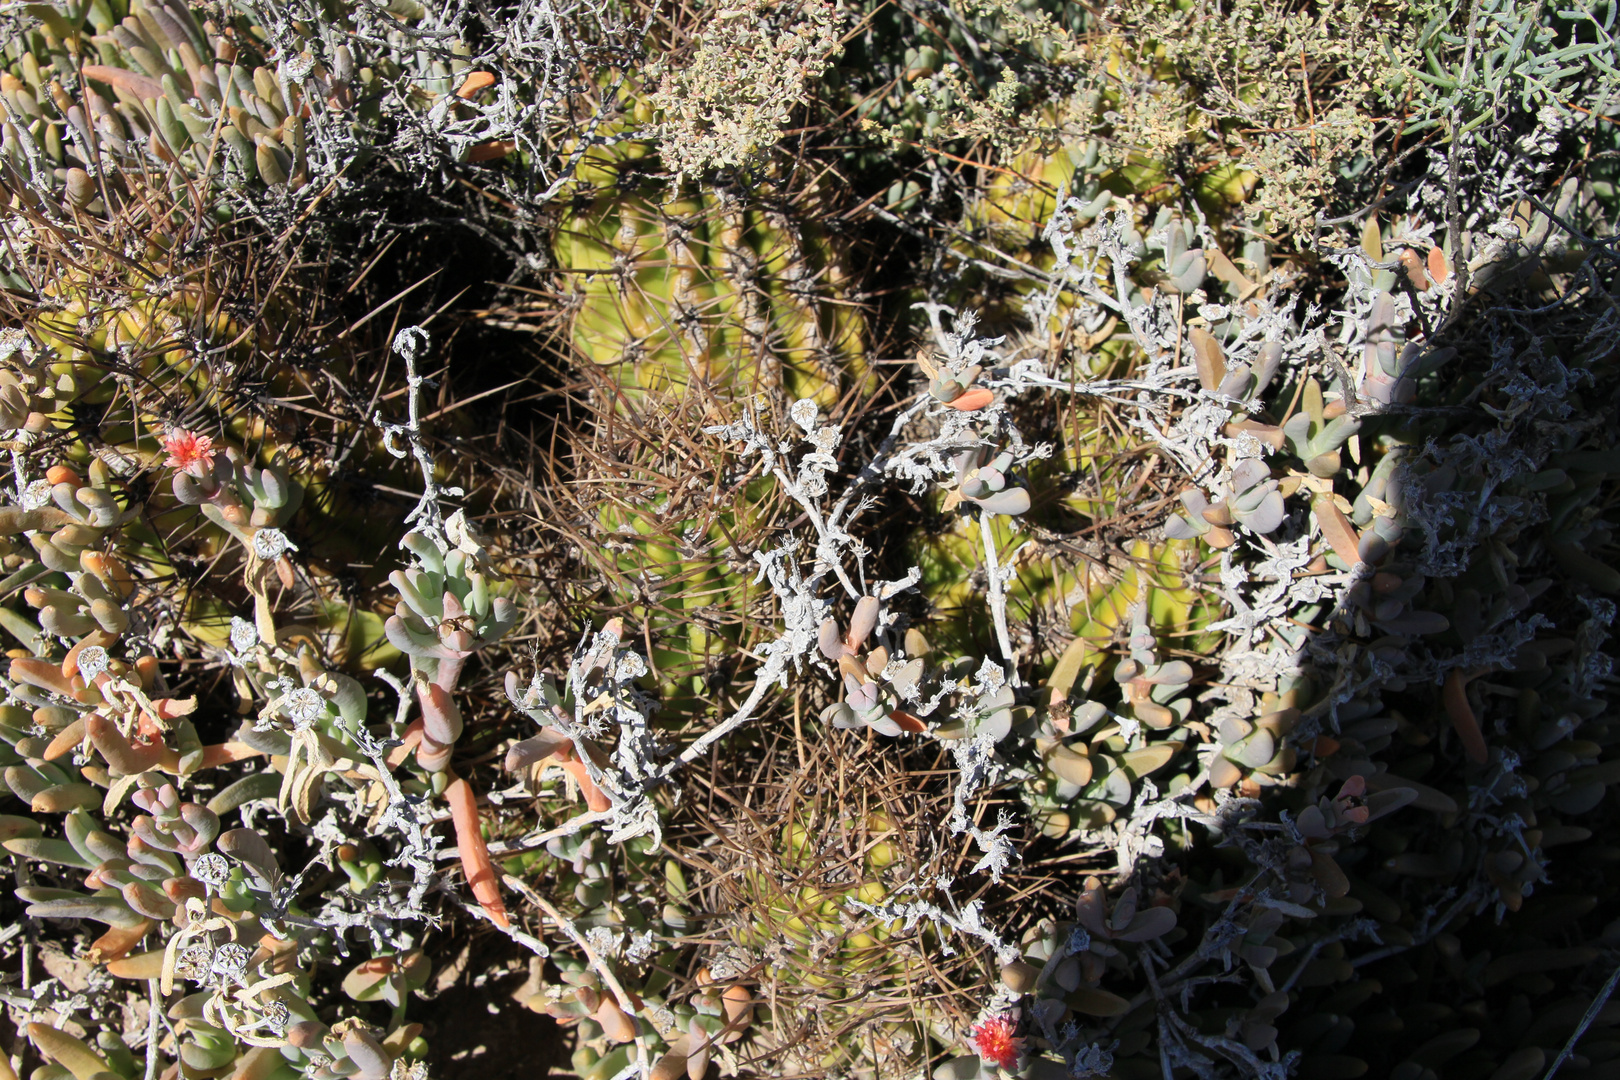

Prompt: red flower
[
  {"left": 971, "top": 1014, "right": 1023, "bottom": 1071},
  {"left": 163, "top": 428, "right": 215, "bottom": 476}
]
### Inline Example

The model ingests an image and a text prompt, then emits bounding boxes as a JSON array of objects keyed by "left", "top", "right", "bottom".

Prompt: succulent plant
[
  {"left": 383, "top": 519, "right": 518, "bottom": 771},
  {"left": 9, "top": 798, "right": 432, "bottom": 1078},
  {"left": 0, "top": 0, "right": 568, "bottom": 210},
  {"left": 1013, "top": 596, "right": 1199, "bottom": 840},
  {"left": 0, "top": 6, "right": 1615, "bottom": 1080},
  {"left": 0, "top": 272, "right": 482, "bottom": 1080},
  {"left": 816, "top": 594, "right": 928, "bottom": 738},
  {"left": 502, "top": 620, "right": 649, "bottom": 822}
]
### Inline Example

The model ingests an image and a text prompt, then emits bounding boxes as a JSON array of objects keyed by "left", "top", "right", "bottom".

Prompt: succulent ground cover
[{"left": 1, "top": 1, "right": 1619, "bottom": 1080}]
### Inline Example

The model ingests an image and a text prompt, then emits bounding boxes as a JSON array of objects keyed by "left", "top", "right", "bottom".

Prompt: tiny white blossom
[
  {"left": 584, "top": 926, "right": 622, "bottom": 958},
  {"left": 230, "top": 617, "right": 258, "bottom": 653},
  {"left": 789, "top": 398, "right": 819, "bottom": 433},
  {"left": 252, "top": 528, "right": 295, "bottom": 560},
  {"left": 284, "top": 686, "right": 325, "bottom": 728},
  {"left": 76, "top": 645, "right": 109, "bottom": 681}
]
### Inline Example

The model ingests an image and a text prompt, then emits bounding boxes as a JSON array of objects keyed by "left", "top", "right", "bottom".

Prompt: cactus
[
  {"left": 3, "top": 162, "right": 475, "bottom": 675},
  {"left": 543, "top": 121, "right": 883, "bottom": 719},
  {"left": 726, "top": 808, "right": 935, "bottom": 1077},
  {"left": 0, "top": 5, "right": 1616, "bottom": 1080},
  {"left": 592, "top": 453, "right": 778, "bottom": 708},
  {"left": 555, "top": 126, "right": 872, "bottom": 411}
]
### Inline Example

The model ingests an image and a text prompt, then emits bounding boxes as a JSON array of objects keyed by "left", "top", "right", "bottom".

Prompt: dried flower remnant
[
  {"left": 76, "top": 644, "right": 109, "bottom": 682},
  {"left": 251, "top": 527, "right": 296, "bottom": 561},
  {"left": 282, "top": 687, "right": 326, "bottom": 731}
]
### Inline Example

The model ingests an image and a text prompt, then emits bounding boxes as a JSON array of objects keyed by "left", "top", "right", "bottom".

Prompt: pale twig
[
  {"left": 829, "top": 394, "right": 936, "bottom": 525},
  {"left": 338, "top": 671, "right": 440, "bottom": 913},
  {"left": 1350, "top": 886, "right": 1484, "bottom": 969},
  {"left": 491, "top": 807, "right": 618, "bottom": 854},
  {"left": 977, "top": 510, "right": 1020, "bottom": 687},
  {"left": 1140, "top": 954, "right": 1178, "bottom": 1080},
  {"left": 375, "top": 326, "right": 461, "bottom": 552},
  {"left": 144, "top": 978, "right": 161, "bottom": 1080},
  {"left": 768, "top": 455, "right": 862, "bottom": 600},
  {"left": 663, "top": 647, "right": 789, "bottom": 773},
  {"left": 1543, "top": 958, "right": 1620, "bottom": 1080},
  {"left": 455, "top": 885, "right": 552, "bottom": 959}
]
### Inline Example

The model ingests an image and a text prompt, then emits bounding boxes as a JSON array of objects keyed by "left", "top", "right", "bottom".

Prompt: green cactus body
[
  {"left": 911, "top": 472, "right": 1214, "bottom": 658},
  {"left": 5, "top": 214, "right": 408, "bottom": 676},
  {"left": 950, "top": 100, "right": 1254, "bottom": 345},
  {"left": 555, "top": 131, "right": 872, "bottom": 410},
  {"left": 596, "top": 473, "right": 776, "bottom": 706},
  {"left": 554, "top": 115, "right": 877, "bottom": 722},
  {"left": 727, "top": 811, "right": 934, "bottom": 1078}
]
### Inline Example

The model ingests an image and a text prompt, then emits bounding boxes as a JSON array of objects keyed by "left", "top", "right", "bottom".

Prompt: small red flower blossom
[
  {"left": 163, "top": 428, "right": 216, "bottom": 476},
  {"left": 971, "top": 1014, "right": 1023, "bottom": 1071}
]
